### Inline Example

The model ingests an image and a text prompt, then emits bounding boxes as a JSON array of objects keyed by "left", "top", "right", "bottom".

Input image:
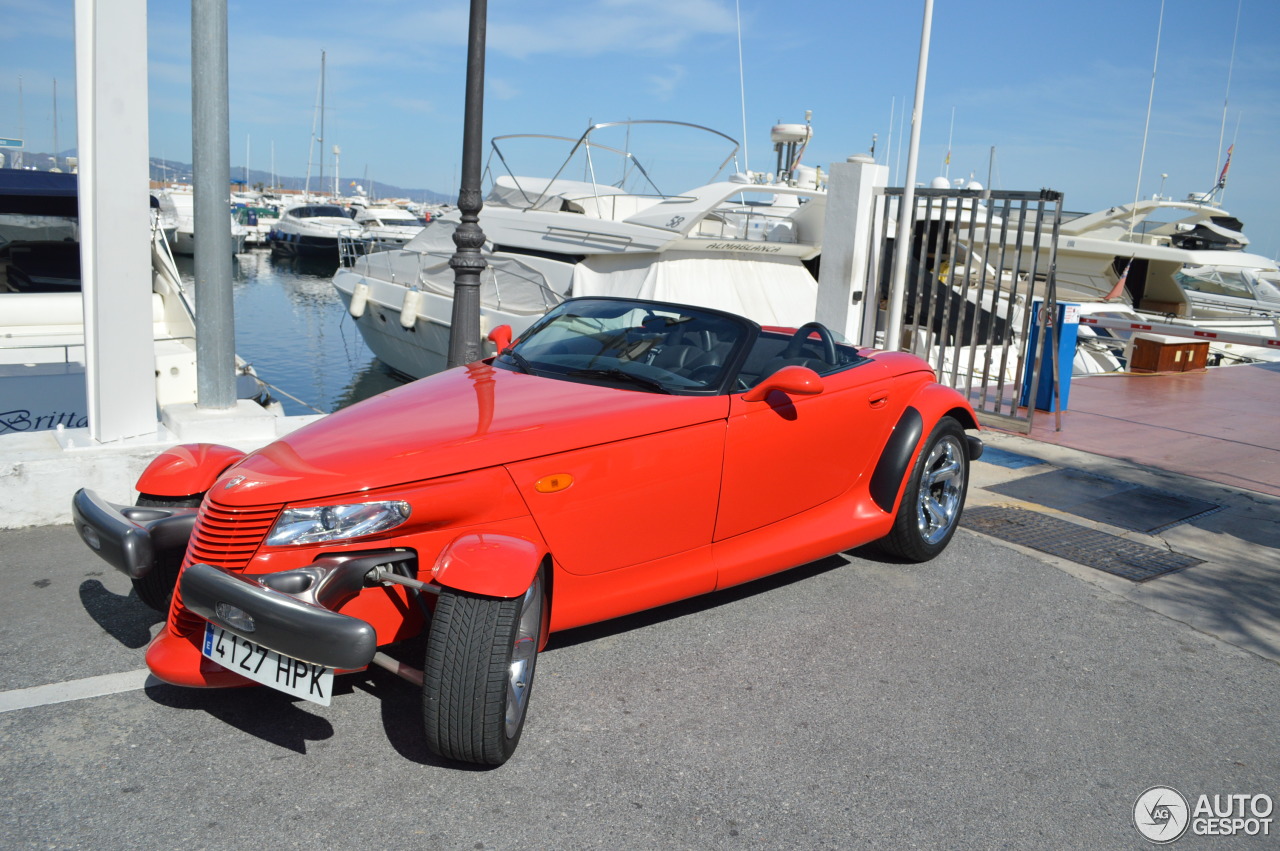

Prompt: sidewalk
[
  {"left": 969, "top": 380, "right": 1280, "bottom": 664},
  {"left": 1019, "top": 360, "right": 1280, "bottom": 497}
]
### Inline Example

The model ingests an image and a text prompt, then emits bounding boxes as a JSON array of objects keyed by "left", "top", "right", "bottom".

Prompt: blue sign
[{"left": 0, "top": 138, "right": 23, "bottom": 148}]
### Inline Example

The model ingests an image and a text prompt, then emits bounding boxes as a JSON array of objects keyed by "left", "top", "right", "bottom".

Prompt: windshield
[
  {"left": 499, "top": 298, "right": 756, "bottom": 394},
  {"left": 1175, "top": 267, "right": 1254, "bottom": 299},
  {"left": 295, "top": 205, "right": 349, "bottom": 219}
]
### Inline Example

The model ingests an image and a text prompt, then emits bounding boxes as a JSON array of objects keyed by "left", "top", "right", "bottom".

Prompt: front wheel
[
  {"left": 877, "top": 417, "right": 969, "bottom": 562},
  {"left": 422, "top": 567, "right": 547, "bottom": 766},
  {"left": 131, "top": 494, "right": 203, "bottom": 612}
]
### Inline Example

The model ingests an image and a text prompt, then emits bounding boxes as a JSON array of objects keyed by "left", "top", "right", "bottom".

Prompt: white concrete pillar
[
  {"left": 74, "top": 0, "right": 158, "bottom": 442},
  {"left": 816, "top": 154, "right": 888, "bottom": 346}
]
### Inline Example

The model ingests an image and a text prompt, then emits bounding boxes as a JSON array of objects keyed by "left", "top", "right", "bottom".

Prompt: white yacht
[
  {"left": 160, "top": 186, "right": 249, "bottom": 255},
  {"left": 967, "top": 196, "right": 1280, "bottom": 365},
  {"left": 352, "top": 204, "right": 427, "bottom": 251},
  {"left": 332, "top": 119, "right": 827, "bottom": 378},
  {"left": 268, "top": 203, "right": 361, "bottom": 260},
  {"left": 0, "top": 169, "right": 278, "bottom": 434}
]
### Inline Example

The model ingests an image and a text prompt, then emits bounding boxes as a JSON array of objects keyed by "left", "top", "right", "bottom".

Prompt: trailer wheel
[
  {"left": 422, "top": 567, "right": 546, "bottom": 766},
  {"left": 130, "top": 494, "right": 202, "bottom": 612}
]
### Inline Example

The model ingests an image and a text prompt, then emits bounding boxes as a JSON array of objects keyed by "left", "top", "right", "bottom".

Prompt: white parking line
[{"left": 0, "top": 670, "right": 155, "bottom": 714}]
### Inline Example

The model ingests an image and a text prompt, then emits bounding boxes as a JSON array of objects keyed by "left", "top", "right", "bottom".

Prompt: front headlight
[{"left": 266, "top": 501, "right": 411, "bottom": 547}]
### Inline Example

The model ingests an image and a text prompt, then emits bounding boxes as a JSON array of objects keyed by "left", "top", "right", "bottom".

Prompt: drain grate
[
  {"left": 986, "top": 469, "right": 1222, "bottom": 534},
  {"left": 962, "top": 505, "right": 1204, "bottom": 582}
]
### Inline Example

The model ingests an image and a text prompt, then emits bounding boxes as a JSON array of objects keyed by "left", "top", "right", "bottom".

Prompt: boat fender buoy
[
  {"left": 400, "top": 288, "right": 422, "bottom": 328},
  {"left": 349, "top": 282, "right": 369, "bottom": 318}
]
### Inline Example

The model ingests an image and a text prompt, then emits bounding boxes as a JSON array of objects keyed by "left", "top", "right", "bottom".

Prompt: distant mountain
[
  {"left": 151, "top": 158, "right": 453, "bottom": 204},
  {"left": 6, "top": 149, "right": 452, "bottom": 205}
]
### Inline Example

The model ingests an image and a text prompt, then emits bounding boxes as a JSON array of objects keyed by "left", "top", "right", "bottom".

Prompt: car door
[
  {"left": 505, "top": 419, "right": 727, "bottom": 578},
  {"left": 714, "top": 359, "right": 900, "bottom": 542}
]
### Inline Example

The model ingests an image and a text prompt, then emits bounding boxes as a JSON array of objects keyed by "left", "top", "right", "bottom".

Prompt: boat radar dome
[
  {"left": 965, "top": 180, "right": 983, "bottom": 191},
  {"left": 770, "top": 123, "right": 812, "bottom": 144},
  {"left": 930, "top": 176, "right": 950, "bottom": 189}
]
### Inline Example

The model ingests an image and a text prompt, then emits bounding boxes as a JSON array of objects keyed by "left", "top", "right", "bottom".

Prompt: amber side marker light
[{"left": 534, "top": 474, "right": 574, "bottom": 493}]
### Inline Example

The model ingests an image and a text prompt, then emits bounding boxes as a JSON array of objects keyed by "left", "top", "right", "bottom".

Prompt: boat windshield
[
  {"left": 295, "top": 205, "right": 349, "bottom": 219},
  {"left": 499, "top": 297, "right": 756, "bottom": 395},
  {"left": 1175, "top": 267, "right": 1255, "bottom": 299}
]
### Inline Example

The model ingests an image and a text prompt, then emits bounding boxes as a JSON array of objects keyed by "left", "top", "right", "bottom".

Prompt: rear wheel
[
  {"left": 422, "top": 568, "right": 546, "bottom": 766},
  {"left": 878, "top": 417, "right": 969, "bottom": 562},
  {"left": 131, "top": 494, "right": 202, "bottom": 612}
]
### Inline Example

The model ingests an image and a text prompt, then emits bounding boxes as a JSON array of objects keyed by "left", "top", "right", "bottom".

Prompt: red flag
[
  {"left": 1216, "top": 144, "right": 1234, "bottom": 189},
  {"left": 1103, "top": 257, "right": 1133, "bottom": 302}
]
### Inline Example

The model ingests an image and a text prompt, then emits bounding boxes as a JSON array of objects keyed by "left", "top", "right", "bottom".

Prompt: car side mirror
[
  {"left": 487, "top": 324, "right": 513, "bottom": 353},
  {"left": 741, "top": 365, "right": 824, "bottom": 402}
]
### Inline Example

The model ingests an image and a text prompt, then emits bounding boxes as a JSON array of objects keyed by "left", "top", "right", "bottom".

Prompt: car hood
[{"left": 217, "top": 362, "right": 730, "bottom": 506}]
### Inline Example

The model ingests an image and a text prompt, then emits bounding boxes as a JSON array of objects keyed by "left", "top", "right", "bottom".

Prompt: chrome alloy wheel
[
  {"left": 505, "top": 572, "right": 544, "bottom": 739},
  {"left": 915, "top": 435, "right": 966, "bottom": 545}
]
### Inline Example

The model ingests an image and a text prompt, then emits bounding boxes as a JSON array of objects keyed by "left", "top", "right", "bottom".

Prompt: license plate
[{"left": 201, "top": 623, "right": 333, "bottom": 706}]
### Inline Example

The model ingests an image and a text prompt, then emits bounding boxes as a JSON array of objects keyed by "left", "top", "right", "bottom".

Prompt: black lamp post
[{"left": 446, "top": 0, "right": 488, "bottom": 368}]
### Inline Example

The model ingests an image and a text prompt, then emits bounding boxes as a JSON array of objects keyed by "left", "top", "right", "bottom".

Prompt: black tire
[
  {"left": 878, "top": 417, "right": 969, "bottom": 562},
  {"left": 422, "top": 568, "right": 546, "bottom": 766},
  {"left": 130, "top": 494, "right": 202, "bottom": 612}
]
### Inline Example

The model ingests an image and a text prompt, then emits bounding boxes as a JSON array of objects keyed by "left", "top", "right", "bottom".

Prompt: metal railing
[{"left": 868, "top": 186, "right": 1065, "bottom": 433}]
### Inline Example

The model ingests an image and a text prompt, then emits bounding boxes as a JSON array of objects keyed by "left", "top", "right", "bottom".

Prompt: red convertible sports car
[{"left": 72, "top": 296, "right": 982, "bottom": 765}]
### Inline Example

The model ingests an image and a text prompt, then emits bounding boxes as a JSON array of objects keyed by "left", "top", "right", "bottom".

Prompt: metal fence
[{"left": 865, "top": 186, "right": 1065, "bottom": 433}]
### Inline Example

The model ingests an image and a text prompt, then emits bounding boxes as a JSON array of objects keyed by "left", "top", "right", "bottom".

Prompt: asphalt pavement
[{"left": 1, "top": 437, "right": 1277, "bottom": 850}]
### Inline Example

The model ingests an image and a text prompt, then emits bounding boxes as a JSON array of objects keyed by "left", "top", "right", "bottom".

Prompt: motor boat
[
  {"left": 233, "top": 204, "right": 281, "bottom": 247},
  {"left": 268, "top": 203, "right": 361, "bottom": 260},
  {"left": 966, "top": 196, "right": 1280, "bottom": 365},
  {"left": 351, "top": 204, "right": 427, "bottom": 251},
  {"left": 160, "top": 185, "right": 249, "bottom": 255},
  {"left": 332, "top": 119, "right": 828, "bottom": 378}
]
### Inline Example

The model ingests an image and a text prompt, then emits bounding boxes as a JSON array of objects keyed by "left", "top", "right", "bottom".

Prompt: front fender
[
  {"left": 431, "top": 532, "right": 546, "bottom": 598},
  {"left": 136, "top": 443, "right": 247, "bottom": 498}
]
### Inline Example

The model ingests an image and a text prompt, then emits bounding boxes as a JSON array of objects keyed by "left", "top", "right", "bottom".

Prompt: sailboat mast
[
  {"left": 1131, "top": 0, "right": 1164, "bottom": 235},
  {"left": 318, "top": 50, "right": 326, "bottom": 199},
  {"left": 735, "top": 0, "right": 750, "bottom": 174},
  {"left": 17, "top": 74, "right": 24, "bottom": 168},
  {"left": 1213, "top": 0, "right": 1243, "bottom": 192},
  {"left": 52, "top": 78, "right": 58, "bottom": 169}
]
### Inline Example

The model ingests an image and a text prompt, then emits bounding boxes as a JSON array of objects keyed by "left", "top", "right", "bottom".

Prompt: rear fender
[
  {"left": 431, "top": 532, "right": 546, "bottom": 599},
  {"left": 136, "top": 443, "right": 247, "bottom": 498},
  {"left": 867, "top": 383, "right": 981, "bottom": 513},
  {"left": 907, "top": 383, "right": 980, "bottom": 430}
]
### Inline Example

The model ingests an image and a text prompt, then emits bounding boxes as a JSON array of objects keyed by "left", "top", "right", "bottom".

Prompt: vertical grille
[{"left": 167, "top": 499, "right": 282, "bottom": 637}]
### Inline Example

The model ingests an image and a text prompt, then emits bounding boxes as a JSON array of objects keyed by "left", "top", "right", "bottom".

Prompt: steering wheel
[{"left": 782, "top": 321, "right": 837, "bottom": 363}]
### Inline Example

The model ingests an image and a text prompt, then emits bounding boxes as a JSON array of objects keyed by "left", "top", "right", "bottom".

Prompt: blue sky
[{"left": 2, "top": 0, "right": 1278, "bottom": 258}]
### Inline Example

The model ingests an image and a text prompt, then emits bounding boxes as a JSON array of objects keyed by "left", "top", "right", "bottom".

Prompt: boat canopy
[
  {"left": 0, "top": 168, "right": 78, "bottom": 217},
  {"left": 571, "top": 250, "right": 818, "bottom": 329}
]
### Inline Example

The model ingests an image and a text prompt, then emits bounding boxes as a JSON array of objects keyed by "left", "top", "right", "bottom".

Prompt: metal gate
[{"left": 863, "top": 186, "right": 1065, "bottom": 433}]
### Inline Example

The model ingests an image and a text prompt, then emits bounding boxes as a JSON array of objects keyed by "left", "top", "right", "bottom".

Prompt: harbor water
[{"left": 174, "top": 249, "right": 411, "bottom": 416}]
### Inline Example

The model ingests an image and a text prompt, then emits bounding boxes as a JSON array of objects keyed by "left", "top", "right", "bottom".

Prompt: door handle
[{"left": 868, "top": 392, "right": 889, "bottom": 409}]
